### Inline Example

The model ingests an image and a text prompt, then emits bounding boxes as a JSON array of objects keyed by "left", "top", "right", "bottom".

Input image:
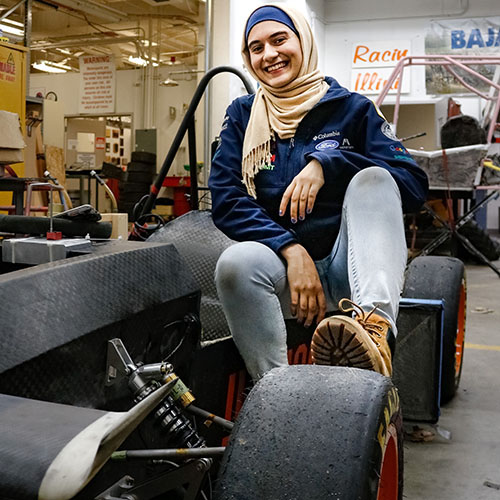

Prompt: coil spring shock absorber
[
  {"left": 106, "top": 337, "right": 205, "bottom": 449},
  {"left": 133, "top": 378, "right": 204, "bottom": 449}
]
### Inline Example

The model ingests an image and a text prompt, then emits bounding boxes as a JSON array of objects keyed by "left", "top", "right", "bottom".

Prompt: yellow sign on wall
[
  {"left": 0, "top": 41, "right": 27, "bottom": 123},
  {"left": 0, "top": 41, "right": 27, "bottom": 209}
]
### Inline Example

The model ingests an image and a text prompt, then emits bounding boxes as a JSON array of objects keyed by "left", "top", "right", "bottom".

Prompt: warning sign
[
  {"left": 95, "top": 136, "right": 106, "bottom": 150},
  {"left": 0, "top": 51, "right": 16, "bottom": 83},
  {"left": 79, "top": 55, "right": 115, "bottom": 113}
]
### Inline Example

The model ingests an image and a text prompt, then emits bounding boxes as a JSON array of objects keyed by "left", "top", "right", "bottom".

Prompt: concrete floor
[{"left": 404, "top": 258, "right": 500, "bottom": 499}]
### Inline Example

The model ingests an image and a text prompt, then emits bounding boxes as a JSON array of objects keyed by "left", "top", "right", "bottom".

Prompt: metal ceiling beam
[
  {"left": 0, "top": 0, "right": 25, "bottom": 21},
  {"left": 31, "top": 34, "right": 139, "bottom": 49},
  {"left": 25, "top": 0, "right": 33, "bottom": 90},
  {"left": 127, "top": 13, "right": 197, "bottom": 24},
  {"left": 45, "top": 0, "right": 127, "bottom": 23},
  {"left": 160, "top": 49, "right": 202, "bottom": 57},
  {"left": 25, "top": 1, "right": 202, "bottom": 71}
]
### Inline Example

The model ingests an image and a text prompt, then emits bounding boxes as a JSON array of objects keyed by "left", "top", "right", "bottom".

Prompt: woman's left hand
[
  {"left": 280, "top": 243, "right": 327, "bottom": 327},
  {"left": 279, "top": 159, "right": 325, "bottom": 223}
]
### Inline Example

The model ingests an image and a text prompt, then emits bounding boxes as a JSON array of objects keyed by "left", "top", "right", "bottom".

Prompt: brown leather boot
[{"left": 311, "top": 298, "right": 393, "bottom": 377}]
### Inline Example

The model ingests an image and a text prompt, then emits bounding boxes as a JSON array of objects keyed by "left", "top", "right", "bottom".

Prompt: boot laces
[{"left": 338, "top": 298, "right": 385, "bottom": 346}]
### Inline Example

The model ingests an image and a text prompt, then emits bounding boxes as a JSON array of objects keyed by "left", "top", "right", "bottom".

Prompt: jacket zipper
[
  {"left": 287, "top": 137, "right": 295, "bottom": 162},
  {"left": 284, "top": 137, "right": 295, "bottom": 180}
]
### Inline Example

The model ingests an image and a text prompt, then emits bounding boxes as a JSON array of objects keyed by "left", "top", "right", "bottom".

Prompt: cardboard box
[
  {"left": 100, "top": 213, "right": 129, "bottom": 239},
  {"left": 0, "top": 110, "right": 25, "bottom": 165}
]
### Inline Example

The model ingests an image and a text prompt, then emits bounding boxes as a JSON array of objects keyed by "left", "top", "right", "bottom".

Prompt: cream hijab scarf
[{"left": 241, "top": 4, "right": 329, "bottom": 198}]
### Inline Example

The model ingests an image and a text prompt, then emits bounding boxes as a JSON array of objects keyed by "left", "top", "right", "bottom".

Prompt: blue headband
[{"left": 245, "top": 6, "right": 298, "bottom": 43}]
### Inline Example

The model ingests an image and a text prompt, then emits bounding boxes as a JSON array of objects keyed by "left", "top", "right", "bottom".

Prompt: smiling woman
[
  {"left": 208, "top": 4, "right": 428, "bottom": 383},
  {"left": 246, "top": 22, "right": 302, "bottom": 88},
  {"left": 240, "top": 5, "right": 328, "bottom": 197}
]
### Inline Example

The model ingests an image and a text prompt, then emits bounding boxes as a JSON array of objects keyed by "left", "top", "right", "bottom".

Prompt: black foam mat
[{"left": 393, "top": 298, "right": 444, "bottom": 422}]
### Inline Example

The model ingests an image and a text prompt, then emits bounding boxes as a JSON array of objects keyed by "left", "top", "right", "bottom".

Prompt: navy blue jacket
[{"left": 209, "top": 77, "right": 428, "bottom": 260}]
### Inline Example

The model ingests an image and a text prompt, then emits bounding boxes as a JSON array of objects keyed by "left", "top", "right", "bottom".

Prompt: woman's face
[{"left": 247, "top": 20, "right": 302, "bottom": 88}]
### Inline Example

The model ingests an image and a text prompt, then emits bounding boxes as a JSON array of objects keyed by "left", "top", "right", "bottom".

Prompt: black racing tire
[
  {"left": 125, "top": 171, "right": 155, "bottom": 184},
  {"left": 119, "top": 196, "right": 143, "bottom": 206},
  {"left": 119, "top": 194, "right": 149, "bottom": 206},
  {"left": 127, "top": 161, "right": 156, "bottom": 174},
  {"left": 120, "top": 188, "right": 149, "bottom": 201},
  {"left": 117, "top": 199, "right": 145, "bottom": 221},
  {"left": 458, "top": 220, "right": 500, "bottom": 262},
  {"left": 121, "top": 182, "right": 152, "bottom": 194},
  {"left": 214, "top": 365, "right": 403, "bottom": 500},
  {"left": 131, "top": 151, "right": 156, "bottom": 164},
  {"left": 403, "top": 256, "right": 466, "bottom": 403},
  {"left": 117, "top": 200, "right": 137, "bottom": 213}
]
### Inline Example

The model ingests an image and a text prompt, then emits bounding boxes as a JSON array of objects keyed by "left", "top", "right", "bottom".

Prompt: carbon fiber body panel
[
  {"left": 0, "top": 241, "right": 201, "bottom": 409},
  {"left": 148, "top": 210, "right": 236, "bottom": 342}
]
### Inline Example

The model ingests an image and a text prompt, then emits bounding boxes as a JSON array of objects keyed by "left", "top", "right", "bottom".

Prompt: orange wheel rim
[
  {"left": 377, "top": 423, "right": 399, "bottom": 500},
  {"left": 455, "top": 280, "right": 466, "bottom": 381}
]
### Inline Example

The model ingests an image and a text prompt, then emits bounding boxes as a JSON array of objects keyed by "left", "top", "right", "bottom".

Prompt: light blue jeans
[{"left": 215, "top": 167, "right": 407, "bottom": 380}]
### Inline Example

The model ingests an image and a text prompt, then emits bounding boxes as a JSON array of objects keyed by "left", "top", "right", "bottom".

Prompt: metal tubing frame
[
  {"left": 188, "top": 117, "right": 198, "bottom": 210},
  {"left": 203, "top": 0, "right": 213, "bottom": 187},
  {"left": 115, "top": 446, "right": 225, "bottom": 461},
  {"left": 25, "top": 182, "right": 67, "bottom": 215},
  {"left": 100, "top": 459, "right": 212, "bottom": 500},
  {"left": 186, "top": 404, "right": 234, "bottom": 431},
  {"left": 0, "top": 0, "right": 24, "bottom": 22},
  {"left": 375, "top": 55, "right": 500, "bottom": 143},
  {"left": 419, "top": 190, "right": 500, "bottom": 277},
  {"left": 140, "top": 65, "right": 254, "bottom": 217},
  {"left": 90, "top": 170, "right": 118, "bottom": 212}
]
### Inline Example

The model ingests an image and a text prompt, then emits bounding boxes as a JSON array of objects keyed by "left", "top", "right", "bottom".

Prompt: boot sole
[{"left": 311, "top": 316, "right": 382, "bottom": 371}]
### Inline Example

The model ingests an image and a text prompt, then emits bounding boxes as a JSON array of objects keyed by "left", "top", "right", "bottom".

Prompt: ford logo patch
[{"left": 315, "top": 140, "right": 339, "bottom": 151}]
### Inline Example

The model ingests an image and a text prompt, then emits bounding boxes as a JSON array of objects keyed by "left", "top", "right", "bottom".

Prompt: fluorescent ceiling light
[
  {"left": 160, "top": 77, "right": 179, "bottom": 87},
  {"left": 2, "top": 19, "right": 24, "bottom": 27},
  {"left": 32, "top": 61, "right": 67, "bottom": 73},
  {"left": 128, "top": 55, "right": 158, "bottom": 67},
  {"left": 49, "top": 61, "right": 73, "bottom": 70},
  {"left": 0, "top": 23, "right": 24, "bottom": 36},
  {"left": 141, "top": 40, "right": 158, "bottom": 47},
  {"left": 128, "top": 55, "right": 148, "bottom": 66}
]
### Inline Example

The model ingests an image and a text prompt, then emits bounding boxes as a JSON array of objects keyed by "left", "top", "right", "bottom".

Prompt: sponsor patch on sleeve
[
  {"left": 220, "top": 114, "right": 229, "bottom": 132},
  {"left": 381, "top": 121, "right": 398, "bottom": 141},
  {"left": 393, "top": 154, "right": 414, "bottom": 162}
]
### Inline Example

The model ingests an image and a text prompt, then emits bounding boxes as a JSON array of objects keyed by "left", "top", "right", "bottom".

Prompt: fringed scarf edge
[{"left": 241, "top": 139, "right": 273, "bottom": 199}]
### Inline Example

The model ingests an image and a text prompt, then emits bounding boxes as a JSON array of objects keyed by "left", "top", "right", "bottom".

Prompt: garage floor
[{"left": 404, "top": 257, "right": 500, "bottom": 499}]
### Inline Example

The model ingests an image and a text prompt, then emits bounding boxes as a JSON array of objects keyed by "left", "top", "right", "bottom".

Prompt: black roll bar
[{"left": 139, "top": 66, "right": 255, "bottom": 217}]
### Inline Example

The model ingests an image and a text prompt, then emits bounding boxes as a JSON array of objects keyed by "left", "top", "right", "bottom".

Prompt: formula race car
[{"left": 0, "top": 209, "right": 466, "bottom": 500}]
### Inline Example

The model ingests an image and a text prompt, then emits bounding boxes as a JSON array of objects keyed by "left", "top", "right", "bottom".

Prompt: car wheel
[
  {"left": 214, "top": 365, "right": 403, "bottom": 500},
  {"left": 403, "top": 256, "right": 466, "bottom": 403}
]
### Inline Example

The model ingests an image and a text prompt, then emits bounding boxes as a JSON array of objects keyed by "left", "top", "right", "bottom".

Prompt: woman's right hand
[
  {"left": 280, "top": 243, "right": 327, "bottom": 328},
  {"left": 279, "top": 159, "right": 324, "bottom": 223}
]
